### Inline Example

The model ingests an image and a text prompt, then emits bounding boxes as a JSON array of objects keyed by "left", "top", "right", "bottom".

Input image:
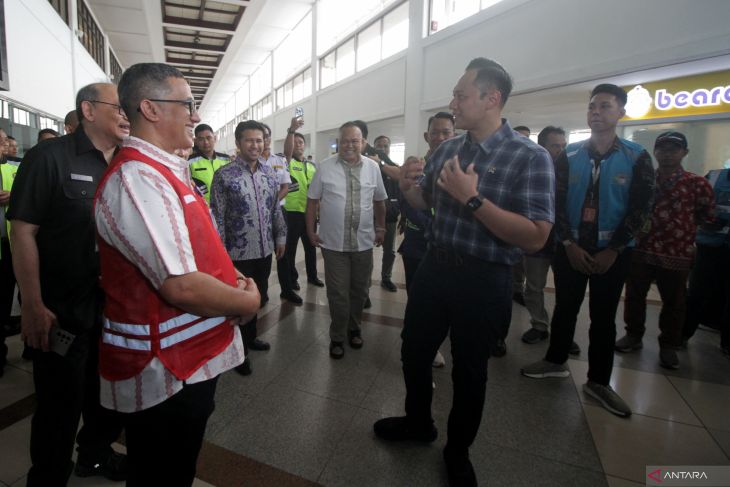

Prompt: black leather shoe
[
  {"left": 443, "top": 445, "right": 477, "bottom": 487},
  {"left": 569, "top": 341, "right": 581, "bottom": 355},
  {"left": 348, "top": 331, "right": 363, "bottom": 349},
  {"left": 75, "top": 451, "right": 128, "bottom": 481},
  {"left": 492, "top": 338, "right": 507, "bottom": 357},
  {"left": 234, "top": 359, "right": 252, "bottom": 376},
  {"left": 512, "top": 292, "right": 526, "bottom": 306},
  {"left": 292, "top": 280, "right": 301, "bottom": 291},
  {"left": 364, "top": 297, "right": 372, "bottom": 309},
  {"left": 380, "top": 279, "right": 397, "bottom": 292},
  {"left": 330, "top": 341, "right": 345, "bottom": 359},
  {"left": 308, "top": 277, "right": 325, "bottom": 287},
  {"left": 280, "top": 290, "right": 303, "bottom": 305},
  {"left": 373, "top": 416, "right": 437, "bottom": 442},
  {"left": 249, "top": 338, "right": 270, "bottom": 351}
]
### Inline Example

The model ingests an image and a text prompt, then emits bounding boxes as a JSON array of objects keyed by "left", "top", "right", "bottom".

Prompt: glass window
[
  {"left": 262, "top": 95, "right": 272, "bottom": 118},
  {"left": 273, "top": 12, "right": 313, "bottom": 86},
  {"left": 382, "top": 2, "right": 409, "bottom": 58},
  {"left": 284, "top": 80, "right": 293, "bottom": 107},
  {"left": 292, "top": 73, "right": 304, "bottom": 103},
  {"left": 320, "top": 51, "right": 336, "bottom": 89},
  {"left": 357, "top": 21, "right": 382, "bottom": 72},
  {"left": 0, "top": 100, "right": 9, "bottom": 119},
  {"left": 428, "top": 0, "right": 502, "bottom": 35},
  {"left": 316, "top": 0, "right": 398, "bottom": 55},
  {"left": 336, "top": 38, "right": 355, "bottom": 82},
  {"left": 13, "top": 107, "right": 30, "bottom": 126}
]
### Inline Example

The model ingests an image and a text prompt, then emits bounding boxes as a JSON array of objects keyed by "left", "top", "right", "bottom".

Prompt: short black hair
[
  {"left": 339, "top": 121, "right": 364, "bottom": 138},
  {"left": 118, "top": 63, "right": 185, "bottom": 123},
  {"left": 537, "top": 126, "right": 566, "bottom": 147},
  {"left": 374, "top": 135, "right": 390, "bottom": 145},
  {"left": 37, "top": 128, "right": 60, "bottom": 142},
  {"left": 260, "top": 122, "right": 271, "bottom": 137},
  {"left": 293, "top": 132, "right": 306, "bottom": 143},
  {"left": 75, "top": 83, "right": 102, "bottom": 122},
  {"left": 351, "top": 120, "right": 368, "bottom": 140},
  {"left": 590, "top": 83, "right": 627, "bottom": 106},
  {"left": 234, "top": 120, "right": 266, "bottom": 141},
  {"left": 513, "top": 125, "right": 530, "bottom": 133},
  {"left": 64, "top": 110, "right": 78, "bottom": 127},
  {"left": 465, "top": 58, "right": 513, "bottom": 107},
  {"left": 427, "top": 112, "right": 455, "bottom": 130},
  {"left": 195, "top": 124, "right": 213, "bottom": 135},
  {"left": 7, "top": 135, "right": 15, "bottom": 141}
]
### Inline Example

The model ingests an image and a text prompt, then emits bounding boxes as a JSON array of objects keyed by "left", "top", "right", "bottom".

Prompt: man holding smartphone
[{"left": 9, "top": 83, "right": 129, "bottom": 485}]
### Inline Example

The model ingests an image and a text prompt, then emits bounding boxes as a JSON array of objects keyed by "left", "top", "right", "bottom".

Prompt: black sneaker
[
  {"left": 249, "top": 338, "right": 270, "bottom": 351},
  {"left": 373, "top": 416, "right": 437, "bottom": 442},
  {"left": 234, "top": 359, "right": 252, "bottom": 376},
  {"left": 75, "top": 451, "right": 127, "bottom": 481},
  {"left": 348, "top": 331, "right": 363, "bottom": 349},
  {"left": 381, "top": 279, "right": 397, "bottom": 292},
  {"left": 330, "top": 341, "right": 345, "bottom": 359},
  {"left": 307, "top": 277, "right": 325, "bottom": 287},
  {"left": 443, "top": 445, "right": 477, "bottom": 487},
  {"left": 280, "top": 290, "right": 303, "bottom": 305},
  {"left": 292, "top": 281, "right": 301, "bottom": 291},
  {"left": 521, "top": 328, "right": 548, "bottom": 344}
]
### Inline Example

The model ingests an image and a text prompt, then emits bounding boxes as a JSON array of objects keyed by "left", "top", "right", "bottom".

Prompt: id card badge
[{"left": 582, "top": 206, "right": 597, "bottom": 223}]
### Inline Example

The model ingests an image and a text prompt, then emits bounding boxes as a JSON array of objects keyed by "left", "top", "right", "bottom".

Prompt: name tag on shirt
[
  {"left": 70, "top": 173, "right": 93, "bottom": 182},
  {"left": 183, "top": 194, "right": 197, "bottom": 204}
]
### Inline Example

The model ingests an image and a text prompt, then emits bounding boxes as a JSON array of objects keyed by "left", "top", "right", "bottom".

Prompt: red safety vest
[{"left": 95, "top": 146, "right": 237, "bottom": 381}]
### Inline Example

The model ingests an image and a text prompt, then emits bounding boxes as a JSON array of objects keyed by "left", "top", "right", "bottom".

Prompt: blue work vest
[
  {"left": 565, "top": 139, "right": 644, "bottom": 248},
  {"left": 696, "top": 169, "right": 730, "bottom": 247}
]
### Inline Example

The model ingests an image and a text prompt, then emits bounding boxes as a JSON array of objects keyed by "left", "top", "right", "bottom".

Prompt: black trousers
[
  {"left": 0, "top": 238, "right": 15, "bottom": 367},
  {"left": 277, "top": 210, "right": 317, "bottom": 292},
  {"left": 401, "top": 254, "right": 422, "bottom": 296},
  {"left": 27, "top": 327, "right": 124, "bottom": 486},
  {"left": 401, "top": 247, "right": 511, "bottom": 452},
  {"left": 234, "top": 256, "right": 272, "bottom": 349},
  {"left": 124, "top": 377, "right": 218, "bottom": 487},
  {"left": 684, "top": 244, "right": 730, "bottom": 348},
  {"left": 545, "top": 246, "right": 632, "bottom": 385}
]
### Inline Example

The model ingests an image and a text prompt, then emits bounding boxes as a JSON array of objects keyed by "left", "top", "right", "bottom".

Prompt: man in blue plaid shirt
[{"left": 374, "top": 58, "right": 555, "bottom": 487}]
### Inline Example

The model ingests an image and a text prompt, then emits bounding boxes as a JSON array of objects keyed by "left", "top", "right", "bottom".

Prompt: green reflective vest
[
  {"left": 189, "top": 152, "right": 231, "bottom": 204},
  {"left": 284, "top": 158, "right": 316, "bottom": 213},
  {"left": 0, "top": 162, "right": 18, "bottom": 258}
]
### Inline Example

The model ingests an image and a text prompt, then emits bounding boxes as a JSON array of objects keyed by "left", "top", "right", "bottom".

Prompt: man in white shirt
[
  {"left": 94, "top": 63, "right": 260, "bottom": 485},
  {"left": 306, "top": 121, "right": 387, "bottom": 359}
]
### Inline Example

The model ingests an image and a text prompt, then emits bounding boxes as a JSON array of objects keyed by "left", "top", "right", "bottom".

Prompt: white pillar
[{"left": 403, "top": 0, "right": 426, "bottom": 158}]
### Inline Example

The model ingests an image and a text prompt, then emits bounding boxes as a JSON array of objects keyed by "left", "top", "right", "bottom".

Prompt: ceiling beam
[
  {"left": 162, "top": 17, "right": 235, "bottom": 33},
  {"left": 211, "top": 0, "right": 251, "bottom": 6},
  {"left": 164, "top": 41, "right": 227, "bottom": 54},
  {"left": 167, "top": 57, "right": 220, "bottom": 68}
]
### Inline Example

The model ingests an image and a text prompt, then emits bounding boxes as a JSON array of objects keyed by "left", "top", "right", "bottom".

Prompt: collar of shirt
[
  {"left": 586, "top": 136, "right": 621, "bottom": 160},
  {"left": 236, "top": 155, "right": 263, "bottom": 173},
  {"left": 123, "top": 136, "right": 190, "bottom": 183},
  {"left": 337, "top": 156, "right": 363, "bottom": 168},
  {"left": 463, "top": 119, "right": 516, "bottom": 157}
]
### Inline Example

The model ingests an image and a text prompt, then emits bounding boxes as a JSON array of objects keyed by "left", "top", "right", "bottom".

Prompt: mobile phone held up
[{"left": 294, "top": 106, "right": 303, "bottom": 118}]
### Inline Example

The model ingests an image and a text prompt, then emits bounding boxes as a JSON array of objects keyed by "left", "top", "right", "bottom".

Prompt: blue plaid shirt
[{"left": 421, "top": 120, "right": 555, "bottom": 265}]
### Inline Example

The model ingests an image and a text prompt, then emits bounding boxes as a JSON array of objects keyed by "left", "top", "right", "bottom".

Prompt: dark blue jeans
[
  {"left": 545, "top": 246, "right": 632, "bottom": 385},
  {"left": 401, "top": 247, "right": 511, "bottom": 451}
]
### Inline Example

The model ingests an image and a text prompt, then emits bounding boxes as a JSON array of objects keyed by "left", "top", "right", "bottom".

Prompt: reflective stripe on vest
[{"left": 102, "top": 314, "right": 227, "bottom": 351}]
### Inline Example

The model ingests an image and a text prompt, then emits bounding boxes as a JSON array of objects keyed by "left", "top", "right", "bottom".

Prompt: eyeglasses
[
  {"left": 145, "top": 99, "right": 197, "bottom": 116},
  {"left": 87, "top": 100, "right": 125, "bottom": 116}
]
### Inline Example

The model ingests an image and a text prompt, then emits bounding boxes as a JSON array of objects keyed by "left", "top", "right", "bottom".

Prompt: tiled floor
[{"left": 1, "top": 246, "right": 729, "bottom": 486}]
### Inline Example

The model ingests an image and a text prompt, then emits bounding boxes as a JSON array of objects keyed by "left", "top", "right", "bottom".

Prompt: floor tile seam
[
  {"left": 287, "top": 383, "right": 367, "bottom": 409},
  {"left": 314, "top": 418, "right": 361, "bottom": 483},
  {"left": 664, "top": 376, "right": 730, "bottom": 460},
  {"left": 481, "top": 437, "right": 607, "bottom": 475}
]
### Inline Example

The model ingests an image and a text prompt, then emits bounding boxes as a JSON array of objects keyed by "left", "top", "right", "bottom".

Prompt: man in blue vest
[
  {"left": 684, "top": 167, "right": 730, "bottom": 357},
  {"left": 521, "top": 84, "right": 655, "bottom": 418}
]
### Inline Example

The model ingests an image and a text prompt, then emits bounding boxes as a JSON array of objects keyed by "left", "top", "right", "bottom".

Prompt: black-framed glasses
[
  {"left": 87, "top": 100, "right": 125, "bottom": 116},
  {"left": 145, "top": 98, "right": 197, "bottom": 116}
]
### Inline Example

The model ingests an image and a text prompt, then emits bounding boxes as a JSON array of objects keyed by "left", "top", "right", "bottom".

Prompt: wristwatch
[{"left": 466, "top": 195, "right": 483, "bottom": 211}]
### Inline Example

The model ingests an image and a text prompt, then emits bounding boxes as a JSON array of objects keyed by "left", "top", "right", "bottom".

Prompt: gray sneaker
[
  {"left": 583, "top": 381, "right": 631, "bottom": 417},
  {"left": 659, "top": 348, "right": 679, "bottom": 369},
  {"left": 615, "top": 334, "right": 643, "bottom": 353},
  {"left": 521, "top": 360, "right": 569, "bottom": 378}
]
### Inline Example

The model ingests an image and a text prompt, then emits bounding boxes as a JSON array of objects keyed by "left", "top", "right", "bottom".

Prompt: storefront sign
[{"left": 623, "top": 70, "right": 730, "bottom": 121}]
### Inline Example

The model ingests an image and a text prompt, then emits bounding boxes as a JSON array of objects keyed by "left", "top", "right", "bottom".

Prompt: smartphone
[
  {"left": 49, "top": 325, "right": 75, "bottom": 356},
  {"left": 294, "top": 106, "right": 303, "bottom": 118}
]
